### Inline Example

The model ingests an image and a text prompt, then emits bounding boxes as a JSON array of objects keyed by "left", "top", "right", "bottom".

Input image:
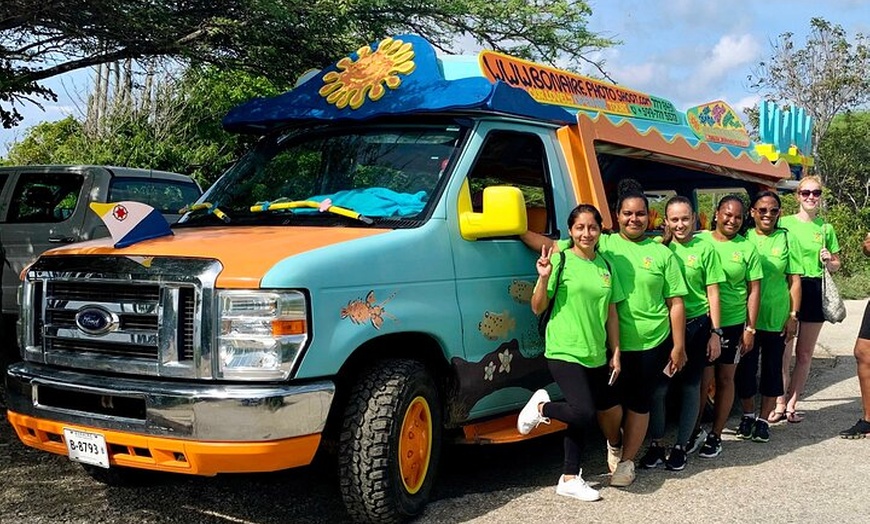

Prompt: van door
[
  {"left": 448, "top": 123, "right": 568, "bottom": 420},
  {"left": 0, "top": 171, "right": 91, "bottom": 315}
]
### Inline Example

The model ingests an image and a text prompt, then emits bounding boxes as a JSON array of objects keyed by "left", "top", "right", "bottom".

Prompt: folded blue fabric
[{"left": 307, "top": 187, "right": 427, "bottom": 217}]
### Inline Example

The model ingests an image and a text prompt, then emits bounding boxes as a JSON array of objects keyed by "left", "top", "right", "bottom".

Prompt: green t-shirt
[
  {"left": 544, "top": 250, "right": 625, "bottom": 367},
  {"left": 746, "top": 229, "right": 804, "bottom": 332},
  {"left": 697, "top": 231, "right": 764, "bottom": 327},
  {"left": 778, "top": 215, "right": 840, "bottom": 278},
  {"left": 667, "top": 236, "right": 726, "bottom": 319},
  {"left": 598, "top": 234, "right": 688, "bottom": 351}
]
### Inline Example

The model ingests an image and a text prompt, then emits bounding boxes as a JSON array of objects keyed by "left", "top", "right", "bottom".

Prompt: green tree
[
  {"left": 818, "top": 111, "right": 870, "bottom": 211},
  {"left": 5, "top": 65, "right": 281, "bottom": 186},
  {"left": 0, "top": 0, "right": 616, "bottom": 128},
  {"left": 748, "top": 17, "right": 870, "bottom": 172}
]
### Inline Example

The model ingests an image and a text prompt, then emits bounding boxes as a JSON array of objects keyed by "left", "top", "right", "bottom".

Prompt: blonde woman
[{"left": 774, "top": 176, "right": 841, "bottom": 424}]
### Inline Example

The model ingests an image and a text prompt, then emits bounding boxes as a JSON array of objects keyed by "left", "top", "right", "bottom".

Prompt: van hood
[{"left": 43, "top": 226, "right": 390, "bottom": 287}]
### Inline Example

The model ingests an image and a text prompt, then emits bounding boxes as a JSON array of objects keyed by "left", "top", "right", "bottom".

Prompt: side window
[
  {"left": 7, "top": 173, "right": 83, "bottom": 224},
  {"left": 467, "top": 130, "right": 552, "bottom": 234},
  {"left": 109, "top": 178, "right": 202, "bottom": 214},
  {"left": 694, "top": 187, "right": 750, "bottom": 231}
]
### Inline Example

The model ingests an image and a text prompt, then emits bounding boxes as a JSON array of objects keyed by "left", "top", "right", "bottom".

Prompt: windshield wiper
[
  {"left": 250, "top": 199, "right": 374, "bottom": 225},
  {"left": 181, "top": 202, "right": 232, "bottom": 223}
]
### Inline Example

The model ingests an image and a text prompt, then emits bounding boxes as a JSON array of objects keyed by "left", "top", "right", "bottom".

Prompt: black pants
[
  {"left": 543, "top": 359, "right": 613, "bottom": 475},
  {"left": 736, "top": 329, "right": 785, "bottom": 399}
]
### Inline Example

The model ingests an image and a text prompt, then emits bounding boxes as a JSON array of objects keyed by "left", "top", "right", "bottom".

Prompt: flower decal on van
[{"left": 319, "top": 37, "right": 416, "bottom": 110}]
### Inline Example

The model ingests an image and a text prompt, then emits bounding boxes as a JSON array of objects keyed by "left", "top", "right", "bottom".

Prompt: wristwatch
[
  {"left": 710, "top": 327, "right": 724, "bottom": 337},
  {"left": 789, "top": 311, "right": 799, "bottom": 319},
  {"left": 744, "top": 326, "right": 757, "bottom": 334}
]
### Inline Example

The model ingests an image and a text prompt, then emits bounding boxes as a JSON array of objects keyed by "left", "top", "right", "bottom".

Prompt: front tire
[{"left": 338, "top": 359, "right": 442, "bottom": 523}]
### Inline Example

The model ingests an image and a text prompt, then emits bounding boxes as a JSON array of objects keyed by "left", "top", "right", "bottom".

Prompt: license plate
[{"left": 63, "top": 428, "right": 110, "bottom": 469}]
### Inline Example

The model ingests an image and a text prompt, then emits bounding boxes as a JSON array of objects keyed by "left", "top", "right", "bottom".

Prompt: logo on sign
[{"left": 75, "top": 306, "right": 120, "bottom": 336}]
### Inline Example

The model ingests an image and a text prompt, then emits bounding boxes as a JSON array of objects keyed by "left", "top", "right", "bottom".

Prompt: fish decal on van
[
  {"left": 508, "top": 280, "right": 534, "bottom": 304},
  {"left": 478, "top": 310, "right": 516, "bottom": 340},
  {"left": 340, "top": 290, "right": 397, "bottom": 329}
]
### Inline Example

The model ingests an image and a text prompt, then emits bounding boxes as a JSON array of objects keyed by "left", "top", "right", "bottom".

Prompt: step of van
[{"left": 457, "top": 414, "right": 567, "bottom": 444}]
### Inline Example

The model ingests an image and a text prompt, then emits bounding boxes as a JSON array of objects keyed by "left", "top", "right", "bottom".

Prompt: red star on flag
[{"left": 112, "top": 204, "right": 128, "bottom": 221}]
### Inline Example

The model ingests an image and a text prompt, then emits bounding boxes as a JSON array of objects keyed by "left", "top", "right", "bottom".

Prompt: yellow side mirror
[{"left": 458, "top": 180, "right": 528, "bottom": 240}]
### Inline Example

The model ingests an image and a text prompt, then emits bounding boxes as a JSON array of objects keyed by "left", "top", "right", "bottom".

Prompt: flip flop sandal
[
  {"left": 768, "top": 410, "right": 787, "bottom": 424},
  {"left": 786, "top": 410, "right": 805, "bottom": 423}
]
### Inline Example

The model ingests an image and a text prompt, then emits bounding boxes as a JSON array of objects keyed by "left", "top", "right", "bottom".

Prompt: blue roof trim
[{"left": 223, "top": 34, "right": 575, "bottom": 134}]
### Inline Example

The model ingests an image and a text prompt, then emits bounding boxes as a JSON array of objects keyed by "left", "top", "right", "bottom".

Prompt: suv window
[
  {"left": 6, "top": 173, "right": 83, "bottom": 223},
  {"left": 467, "top": 130, "right": 552, "bottom": 234},
  {"left": 109, "top": 178, "right": 201, "bottom": 214}
]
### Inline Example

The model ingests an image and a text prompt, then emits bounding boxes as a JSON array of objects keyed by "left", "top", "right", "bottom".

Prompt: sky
[{"left": 1, "top": 0, "right": 869, "bottom": 156}]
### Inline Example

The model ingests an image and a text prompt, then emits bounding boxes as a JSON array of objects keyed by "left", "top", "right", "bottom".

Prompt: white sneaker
[
  {"left": 606, "top": 441, "right": 623, "bottom": 473},
  {"left": 610, "top": 460, "right": 636, "bottom": 487},
  {"left": 556, "top": 472, "right": 601, "bottom": 501},
  {"left": 517, "top": 389, "right": 551, "bottom": 435}
]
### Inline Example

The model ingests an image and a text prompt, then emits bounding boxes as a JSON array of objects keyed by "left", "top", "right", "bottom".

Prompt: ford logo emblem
[{"left": 75, "top": 306, "right": 120, "bottom": 336}]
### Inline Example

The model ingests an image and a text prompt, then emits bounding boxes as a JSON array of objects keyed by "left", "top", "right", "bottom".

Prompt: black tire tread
[{"left": 338, "top": 359, "right": 440, "bottom": 524}]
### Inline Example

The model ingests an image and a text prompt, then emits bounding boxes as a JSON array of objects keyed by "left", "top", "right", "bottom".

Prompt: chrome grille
[{"left": 22, "top": 255, "right": 221, "bottom": 379}]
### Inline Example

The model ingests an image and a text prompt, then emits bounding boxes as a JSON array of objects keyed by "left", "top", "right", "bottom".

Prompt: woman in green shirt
[
  {"left": 596, "top": 190, "right": 688, "bottom": 487},
  {"left": 735, "top": 191, "right": 802, "bottom": 442},
  {"left": 640, "top": 196, "right": 724, "bottom": 472},
  {"left": 518, "top": 204, "right": 624, "bottom": 502},
  {"left": 775, "top": 176, "right": 841, "bottom": 423},
  {"left": 691, "top": 195, "right": 763, "bottom": 459}
]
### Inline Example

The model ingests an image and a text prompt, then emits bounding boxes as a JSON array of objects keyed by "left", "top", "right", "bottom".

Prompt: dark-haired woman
[
  {"left": 690, "top": 195, "right": 762, "bottom": 458},
  {"left": 775, "top": 176, "right": 841, "bottom": 423},
  {"left": 596, "top": 191, "right": 687, "bottom": 486},
  {"left": 640, "top": 196, "right": 724, "bottom": 471},
  {"left": 518, "top": 204, "right": 624, "bottom": 501},
  {"left": 735, "top": 191, "right": 802, "bottom": 443}
]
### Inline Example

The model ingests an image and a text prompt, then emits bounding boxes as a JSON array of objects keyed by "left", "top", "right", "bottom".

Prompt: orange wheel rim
[{"left": 398, "top": 396, "right": 432, "bottom": 494}]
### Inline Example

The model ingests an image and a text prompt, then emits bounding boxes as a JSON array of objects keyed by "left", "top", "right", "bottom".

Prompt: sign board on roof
[
  {"left": 478, "top": 50, "right": 680, "bottom": 124},
  {"left": 686, "top": 101, "right": 751, "bottom": 147}
]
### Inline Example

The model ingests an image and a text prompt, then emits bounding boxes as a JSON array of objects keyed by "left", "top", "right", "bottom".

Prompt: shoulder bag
[{"left": 820, "top": 224, "right": 847, "bottom": 323}]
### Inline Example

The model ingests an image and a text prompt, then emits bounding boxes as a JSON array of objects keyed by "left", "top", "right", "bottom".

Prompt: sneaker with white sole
[
  {"left": 556, "top": 472, "right": 601, "bottom": 501},
  {"left": 736, "top": 415, "right": 755, "bottom": 440},
  {"left": 686, "top": 426, "right": 708, "bottom": 454},
  {"left": 639, "top": 443, "right": 666, "bottom": 469},
  {"left": 665, "top": 445, "right": 687, "bottom": 471},
  {"left": 606, "top": 440, "right": 623, "bottom": 473},
  {"left": 610, "top": 460, "right": 636, "bottom": 487},
  {"left": 752, "top": 419, "right": 770, "bottom": 443},
  {"left": 517, "top": 389, "right": 551, "bottom": 435},
  {"left": 698, "top": 433, "right": 722, "bottom": 458}
]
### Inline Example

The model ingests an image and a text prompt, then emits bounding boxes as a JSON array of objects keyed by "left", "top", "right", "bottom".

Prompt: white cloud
[{"left": 697, "top": 34, "right": 763, "bottom": 85}]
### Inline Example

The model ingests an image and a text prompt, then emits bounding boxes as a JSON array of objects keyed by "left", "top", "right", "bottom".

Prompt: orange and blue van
[{"left": 5, "top": 34, "right": 811, "bottom": 522}]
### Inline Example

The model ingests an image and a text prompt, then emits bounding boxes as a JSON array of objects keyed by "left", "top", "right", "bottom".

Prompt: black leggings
[
  {"left": 736, "top": 329, "right": 785, "bottom": 398},
  {"left": 542, "top": 359, "right": 614, "bottom": 475}
]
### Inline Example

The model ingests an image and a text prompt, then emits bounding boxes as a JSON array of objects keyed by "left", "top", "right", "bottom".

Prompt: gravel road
[{"left": 2, "top": 300, "right": 868, "bottom": 524}]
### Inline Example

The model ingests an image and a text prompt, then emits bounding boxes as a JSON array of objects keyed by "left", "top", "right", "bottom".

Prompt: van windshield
[{"left": 178, "top": 123, "right": 464, "bottom": 227}]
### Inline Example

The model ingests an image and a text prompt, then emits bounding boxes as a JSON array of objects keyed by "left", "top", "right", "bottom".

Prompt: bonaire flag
[{"left": 89, "top": 201, "right": 173, "bottom": 248}]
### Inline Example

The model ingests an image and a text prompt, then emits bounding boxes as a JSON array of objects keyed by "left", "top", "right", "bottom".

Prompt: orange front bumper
[{"left": 8, "top": 411, "right": 321, "bottom": 476}]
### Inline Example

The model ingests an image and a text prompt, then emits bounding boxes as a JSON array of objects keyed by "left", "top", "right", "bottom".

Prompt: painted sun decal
[{"left": 319, "top": 37, "right": 416, "bottom": 110}]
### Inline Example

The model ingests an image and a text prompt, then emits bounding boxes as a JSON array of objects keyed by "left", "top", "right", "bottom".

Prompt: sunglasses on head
[
  {"left": 799, "top": 189, "right": 822, "bottom": 198},
  {"left": 754, "top": 207, "right": 780, "bottom": 215}
]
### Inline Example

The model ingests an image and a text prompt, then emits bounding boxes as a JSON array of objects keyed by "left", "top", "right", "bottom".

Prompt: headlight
[{"left": 217, "top": 290, "right": 308, "bottom": 380}]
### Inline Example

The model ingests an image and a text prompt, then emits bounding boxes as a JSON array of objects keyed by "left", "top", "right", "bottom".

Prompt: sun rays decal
[{"left": 319, "top": 37, "right": 416, "bottom": 110}]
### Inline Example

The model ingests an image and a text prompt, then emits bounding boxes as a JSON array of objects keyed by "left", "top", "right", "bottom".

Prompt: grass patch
[{"left": 833, "top": 271, "right": 870, "bottom": 300}]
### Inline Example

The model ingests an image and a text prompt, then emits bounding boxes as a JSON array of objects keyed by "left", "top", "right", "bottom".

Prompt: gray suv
[{"left": 0, "top": 165, "right": 202, "bottom": 330}]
